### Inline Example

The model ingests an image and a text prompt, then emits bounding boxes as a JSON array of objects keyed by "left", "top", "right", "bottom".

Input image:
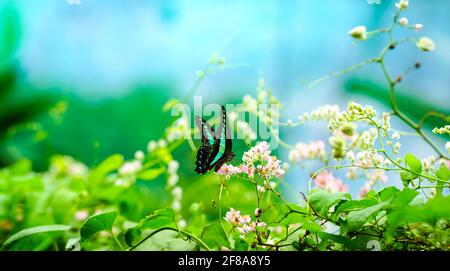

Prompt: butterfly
[{"left": 194, "top": 105, "right": 235, "bottom": 174}]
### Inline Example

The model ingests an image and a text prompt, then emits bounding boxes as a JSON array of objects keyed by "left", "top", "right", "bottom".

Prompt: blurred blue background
[{"left": 1, "top": 0, "right": 449, "bottom": 197}]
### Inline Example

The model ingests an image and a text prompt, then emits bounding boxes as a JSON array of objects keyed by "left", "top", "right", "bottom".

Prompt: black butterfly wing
[
  {"left": 194, "top": 106, "right": 234, "bottom": 174},
  {"left": 209, "top": 106, "right": 234, "bottom": 172},
  {"left": 194, "top": 114, "right": 218, "bottom": 174}
]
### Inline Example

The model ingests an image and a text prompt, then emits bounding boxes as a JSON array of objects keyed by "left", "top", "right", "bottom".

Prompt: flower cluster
[
  {"left": 224, "top": 208, "right": 267, "bottom": 234},
  {"left": 313, "top": 171, "right": 348, "bottom": 193},
  {"left": 298, "top": 104, "right": 341, "bottom": 123},
  {"left": 328, "top": 102, "right": 376, "bottom": 131},
  {"left": 288, "top": 140, "right": 326, "bottom": 163},
  {"left": 350, "top": 128, "right": 377, "bottom": 151},
  {"left": 218, "top": 141, "right": 285, "bottom": 180}
]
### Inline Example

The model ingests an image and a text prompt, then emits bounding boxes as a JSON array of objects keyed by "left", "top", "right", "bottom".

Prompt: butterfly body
[{"left": 194, "top": 106, "right": 234, "bottom": 174}]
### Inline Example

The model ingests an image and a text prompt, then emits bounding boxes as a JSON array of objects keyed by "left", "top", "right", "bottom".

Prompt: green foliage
[
  {"left": 201, "top": 222, "right": 230, "bottom": 249},
  {"left": 2, "top": 224, "right": 71, "bottom": 250},
  {"left": 80, "top": 212, "right": 118, "bottom": 243}
]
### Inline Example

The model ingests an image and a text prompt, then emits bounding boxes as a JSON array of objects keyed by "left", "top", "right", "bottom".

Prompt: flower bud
[
  {"left": 348, "top": 25, "right": 367, "bottom": 41},
  {"left": 399, "top": 17, "right": 409, "bottom": 26},
  {"left": 341, "top": 122, "right": 356, "bottom": 136}
]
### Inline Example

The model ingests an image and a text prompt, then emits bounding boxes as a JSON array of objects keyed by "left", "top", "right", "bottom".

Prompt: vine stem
[{"left": 128, "top": 227, "right": 211, "bottom": 251}]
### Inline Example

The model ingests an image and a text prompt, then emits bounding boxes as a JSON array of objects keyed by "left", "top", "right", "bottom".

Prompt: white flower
[
  {"left": 392, "top": 132, "right": 400, "bottom": 140},
  {"left": 346, "top": 150, "right": 356, "bottom": 164},
  {"left": 168, "top": 160, "right": 179, "bottom": 174},
  {"left": 147, "top": 140, "right": 157, "bottom": 152},
  {"left": 446, "top": 142, "right": 450, "bottom": 154},
  {"left": 416, "top": 37, "right": 436, "bottom": 51},
  {"left": 172, "top": 201, "right": 181, "bottom": 212},
  {"left": 119, "top": 160, "right": 142, "bottom": 175},
  {"left": 178, "top": 219, "right": 187, "bottom": 228},
  {"left": 399, "top": 17, "right": 409, "bottom": 26},
  {"left": 289, "top": 140, "right": 326, "bottom": 162},
  {"left": 414, "top": 23, "right": 423, "bottom": 32},
  {"left": 395, "top": 0, "right": 409, "bottom": 10},
  {"left": 167, "top": 174, "right": 179, "bottom": 186},
  {"left": 171, "top": 186, "right": 183, "bottom": 200},
  {"left": 134, "top": 150, "right": 144, "bottom": 161},
  {"left": 158, "top": 139, "right": 167, "bottom": 148},
  {"left": 348, "top": 25, "right": 367, "bottom": 41},
  {"left": 257, "top": 185, "right": 266, "bottom": 194}
]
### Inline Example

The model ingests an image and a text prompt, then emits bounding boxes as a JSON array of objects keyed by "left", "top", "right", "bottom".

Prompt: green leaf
[
  {"left": 386, "top": 196, "right": 450, "bottom": 239},
  {"left": 436, "top": 165, "right": 450, "bottom": 181},
  {"left": 2, "top": 224, "right": 71, "bottom": 248},
  {"left": 377, "top": 186, "right": 400, "bottom": 201},
  {"left": 80, "top": 211, "right": 118, "bottom": 242},
  {"left": 400, "top": 171, "right": 417, "bottom": 186},
  {"left": 318, "top": 232, "right": 354, "bottom": 249},
  {"left": 332, "top": 198, "right": 378, "bottom": 219},
  {"left": 405, "top": 153, "right": 422, "bottom": 174},
  {"left": 136, "top": 208, "right": 175, "bottom": 230},
  {"left": 137, "top": 168, "right": 165, "bottom": 181},
  {"left": 234, "top": 238, "right": 249, "bottom": 251},
  {"left": 342, "top": 201, "right": 389, "bottom": 233},
  {"left": 390, "top": 188, "right": 419, "bottom": 208},
  {"left": 308, "top": 188, "right": 345, "bottom": 217},
  {"left": 124, "top": 228, "right": 142, "bottom": 247},
  {"left": 201, "top": 222, "right": 230, "bottom": 249}
]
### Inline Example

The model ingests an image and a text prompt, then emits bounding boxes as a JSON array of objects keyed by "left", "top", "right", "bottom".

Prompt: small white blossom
[
  {"left": 416, "top": 37, "right": 436, "bottom": 51},
  {"left": 168, "top": 160, "right": 179, "bottom": 174},
  {"left": 134, "top": 150, "right": 144, "bottom": 161},
  {"left": 348, "top": 25, "right": 367, "bottom": 41},
  {"left": 446, "top": 142, "right": 450, "bottom": 154},
  {"left": 119, "top": 160, "right": 142, "bottom": 175},
  {"left": 399, "top": 17, "right": 409, "bottom": 26},
  {"left": 414, "top": 23, "right": 424, "bottom": 32},
  {"left": 392, "top": 132, "right": 400, "bottom": 140},
  {"left": 167, "top": 174, "right": 179, "bottom": 187}
]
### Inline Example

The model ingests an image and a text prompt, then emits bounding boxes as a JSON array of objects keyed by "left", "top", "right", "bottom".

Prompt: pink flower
[
  {"left": 216, "top": 164, "right": 242, "bottom": 176},
  {"left": 74, "top": 209, "right": 89, "bottom": 221},
  {"left": 225, "top": 208, "right": 241, "bottom": 226},
  {"left": 313, "top": 171, "right": 348, "bottom": 193},
  {"left": 359, "top": 183, "right": 371, "bottom": 198}
]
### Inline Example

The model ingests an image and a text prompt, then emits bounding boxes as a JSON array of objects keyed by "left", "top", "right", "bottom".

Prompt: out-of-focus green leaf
[
  {"left": 162, "top": 98, "right": 180, "bottom": 112},
  {"left": 137, "top": 168, "right": 165, "bottom": 181},
  {"left": 436, "top": 165, "right": 450, "bottom": 181},
  {"left": 2, "top": 224, "right": 71, "bottom": 249}
]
